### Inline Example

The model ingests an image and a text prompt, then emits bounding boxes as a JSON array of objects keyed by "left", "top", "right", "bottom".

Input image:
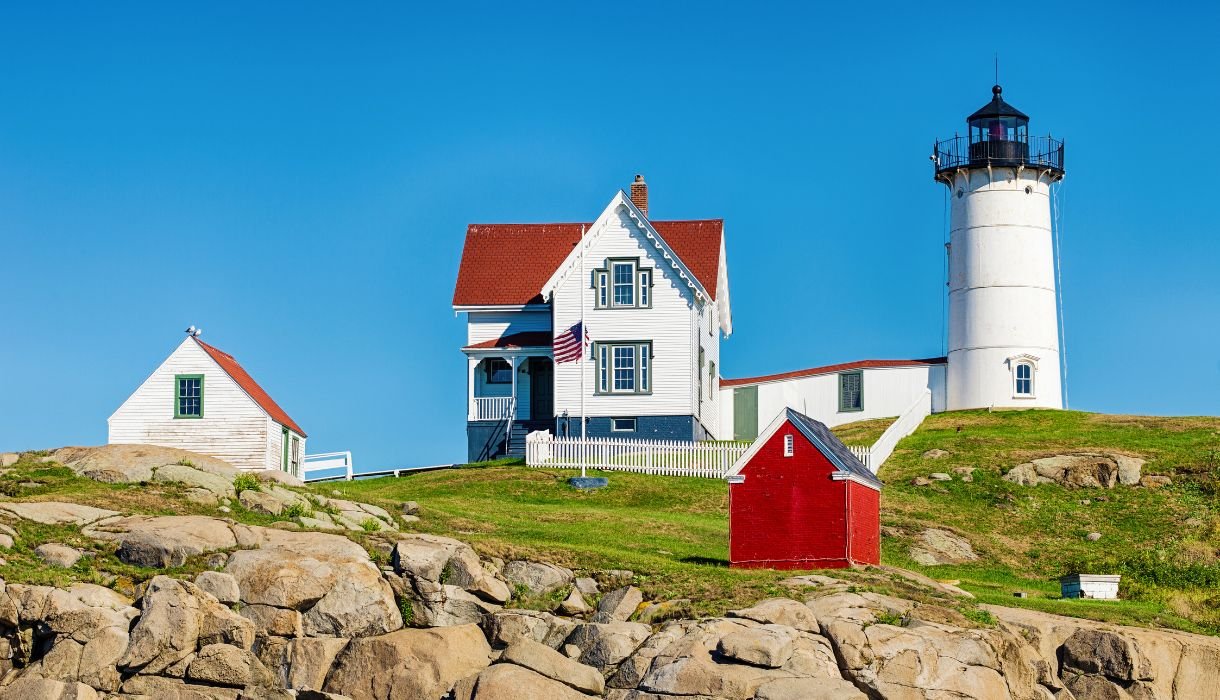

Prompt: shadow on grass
[{"left": 680, "top": 555, "right": 730, "bottom": 568}]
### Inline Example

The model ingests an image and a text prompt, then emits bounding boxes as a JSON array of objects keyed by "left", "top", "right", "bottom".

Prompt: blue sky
[{"left": 2, "top": 3, "right": 1218, "bottom": 467}]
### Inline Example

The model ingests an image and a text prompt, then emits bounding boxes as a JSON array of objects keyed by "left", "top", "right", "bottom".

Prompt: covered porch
[{"left": 463, "top": 332, "right": 555, "bottom": 460}]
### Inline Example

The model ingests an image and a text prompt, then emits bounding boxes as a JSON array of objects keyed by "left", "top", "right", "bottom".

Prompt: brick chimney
[{"left": 630, "top": 174, "right": 648, "bottom": 216}]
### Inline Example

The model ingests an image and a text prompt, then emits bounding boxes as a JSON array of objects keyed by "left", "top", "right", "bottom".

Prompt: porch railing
[
  {"left": 472, "top": 396, "right": 513, "bottom": 421},
  {"left": 525, "top": 432, "right": 750, "bottom": 479}
]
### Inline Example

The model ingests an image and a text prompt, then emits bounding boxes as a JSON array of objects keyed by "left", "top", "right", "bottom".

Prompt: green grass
[
  {"left": 322, "top": 409, "right": 1220, "bottom": 634},
  {"left": 832, "top": 417, "right": 896, "bottom": 446}
]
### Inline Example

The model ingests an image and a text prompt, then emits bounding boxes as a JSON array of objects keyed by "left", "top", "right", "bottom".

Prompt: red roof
[
  {"left": 195, "top": 338, "right": 307, "bottom": 436},
  {"left": 721, "top": 358, "right": 947, "bottom": 388},
  {"left": 462, "top": 331, "right": 553, "bottom": 351},
  {"left": 452, "top": 220, "right": 723, "bottom": 307}
]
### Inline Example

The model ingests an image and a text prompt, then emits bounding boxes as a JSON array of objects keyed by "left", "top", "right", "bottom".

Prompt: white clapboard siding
[
  {"left": 263, "top": 419, "right": 305, "bottom": 475},
  {"left": 466, "top": 310, "right": 551, "bottom": 345},
  {"left": 719, "top": 364, "right": 946, "bottom": 435},
  {"left": 552, "top": 206, "right": 703, "bottom": 418},
  {"left": 526, "top": 431, "right": 748, "bottom": 479},
  {"left": 109, "top": 338, "right": 271, "bottom": 471}
]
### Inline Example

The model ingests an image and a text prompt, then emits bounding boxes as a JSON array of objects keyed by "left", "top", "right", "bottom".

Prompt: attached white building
[
  {"left": 108, "top": 333, "right": 307, "bottom": 474},
  {"left": 453, "top": 176, "right": 731, "bottom": 461}
]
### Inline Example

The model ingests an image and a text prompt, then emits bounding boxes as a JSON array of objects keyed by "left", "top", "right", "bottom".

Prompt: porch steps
[{"left": 507, "top": 421, "right": 550, "bottom": 458}]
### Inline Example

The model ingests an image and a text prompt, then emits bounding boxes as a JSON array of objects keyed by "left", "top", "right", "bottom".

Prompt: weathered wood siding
[
  {"left": 552, "top": 206, "right": 701, "bottom": 419},
  {"left": 466, "top": 309, "right": 551, "bottom": 345},
  {"left": 264, "top": 420, "right": 307, "bottom": 476},
  {"left": 108, "top": 338, "right": 271, "bottom": 470}
]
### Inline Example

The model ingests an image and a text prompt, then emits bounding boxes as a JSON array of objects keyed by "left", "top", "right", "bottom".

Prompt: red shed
[{"left": 726, "top": 408, "right": 882, "bottom": 569}]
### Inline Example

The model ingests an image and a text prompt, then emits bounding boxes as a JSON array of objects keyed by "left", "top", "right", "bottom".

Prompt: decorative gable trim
[
  {"left": 725, "top": 408, "right": 881, "bottom": 491},
  {"left": 540, "top": 191, "right": 710, "bottom": 305},
  {"left": 1006, "top": 353, "right": 1040, "bottom": 368}
]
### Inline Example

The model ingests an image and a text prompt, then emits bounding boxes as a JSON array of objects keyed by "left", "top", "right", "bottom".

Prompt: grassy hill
[{"left": 330, "top": 409, "right": 1220, "bottom": 635}]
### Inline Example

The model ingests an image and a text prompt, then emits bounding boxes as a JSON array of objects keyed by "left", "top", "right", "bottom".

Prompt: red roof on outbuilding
[
  {"left": 721, "top": 358, "right": 946, "bottom": 388},
  {"left": 452, "top": 220, "right": 724, "bottom": 307},
  {"left": 195, "top": 339, "right": 307, "bottom": 436}
]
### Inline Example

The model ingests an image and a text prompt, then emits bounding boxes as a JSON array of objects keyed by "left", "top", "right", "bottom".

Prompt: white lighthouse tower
[{"left": 934, "top": 85, "right": 1066, "bottom": 411}]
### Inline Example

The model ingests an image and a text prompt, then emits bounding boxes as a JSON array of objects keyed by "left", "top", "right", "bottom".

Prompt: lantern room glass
[{"left": 970, "top": 116, "right": 1028, "bottom": 144}]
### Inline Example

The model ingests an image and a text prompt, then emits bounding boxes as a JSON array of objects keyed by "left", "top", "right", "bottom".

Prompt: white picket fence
[
  {"left": 848, "top": 445, "right": 871, "bottom": 470},
  {"left": 525, "top": 432, "right": 750, "bottom": 479}
]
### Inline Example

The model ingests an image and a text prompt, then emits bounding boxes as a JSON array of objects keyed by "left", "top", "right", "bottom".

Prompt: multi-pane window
[
  {"left": 783, "top": 434, "right": 794, "bottom": 457},
  {"left": 838, "top": 371, "right": 863, "bottom": 412},
  {"left": 612, "top": 262, "right": 635, "bottom": 306},
  {"left": 595, "top": 342, "right": 652, "bottom": 394},
  {"left": 613, "top": 345, "right": 635, "bottom": 391},
  {"left": 175, "top": 375, "right": 204, "bottom": 418},
  {"left": 1015, "top": 363, "right": 1033, "bottom": 396},
  {"left": 485, "top": 358, "right": 512, "bottom": 384},
  {"left": 594, "top": 259, "right": 652, "bottom": 309}
]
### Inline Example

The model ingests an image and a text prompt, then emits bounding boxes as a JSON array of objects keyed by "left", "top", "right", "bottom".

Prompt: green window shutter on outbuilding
[{"left": 733, "top": 386, "right": 758, "bottom": 441}]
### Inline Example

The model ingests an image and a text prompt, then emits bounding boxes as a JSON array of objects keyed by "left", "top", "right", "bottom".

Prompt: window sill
[
  {"left": 837, "top": 408, "right": 864, "bottom": 413},
  {"left": 174, "top": 415, "right": 204, "bottom": 420},
  {"left": 594, "top": 391, "right": 653, "bottom": 397},
  {"left": 1012, "top": 395, "right": 1036, "bottom": 400}
]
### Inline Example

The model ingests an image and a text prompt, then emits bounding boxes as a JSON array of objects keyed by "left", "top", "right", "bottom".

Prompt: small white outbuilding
[{"left": 108, "top": 332, "right": 307, "bottom": 475}]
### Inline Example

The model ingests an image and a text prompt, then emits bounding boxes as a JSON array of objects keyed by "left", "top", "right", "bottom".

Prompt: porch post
[
  {"left": 509, "top": 355, "right": 522, "bottom": 420},
  {"left": 467, "top": 356, "right": 478, "bottom": 420}
]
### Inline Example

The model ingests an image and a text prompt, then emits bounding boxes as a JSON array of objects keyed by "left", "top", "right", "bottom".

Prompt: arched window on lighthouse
[{"left": 1014, "top": 363, "right": 1034, "bottom": 397}]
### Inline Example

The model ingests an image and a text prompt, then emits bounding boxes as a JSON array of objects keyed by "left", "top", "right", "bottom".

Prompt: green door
[
  {"left": 281, "top": 427, "right": 290, "bottom": 471},
  {"left": 733, "top": 386, "right": 758, "bottom": 441}
]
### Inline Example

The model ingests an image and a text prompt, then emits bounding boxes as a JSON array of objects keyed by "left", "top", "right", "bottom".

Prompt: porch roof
[{"left": 463, "top": 331, "right": 553, "bottom": 352}]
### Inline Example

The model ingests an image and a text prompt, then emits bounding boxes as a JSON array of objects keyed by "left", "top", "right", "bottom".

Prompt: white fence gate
[{"left": 525, "top": 432, "right": 749, "bottom": 479}]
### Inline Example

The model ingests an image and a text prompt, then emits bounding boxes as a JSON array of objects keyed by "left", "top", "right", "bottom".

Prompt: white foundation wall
[
  {"left": 108, "top": 339, "right": 272, "bottom": 470},
  {"left": 551, "top": 206, "right": 701, "bottom": 418},
  {"left": 719, "top": 364, "right": 946, "bottom": 439},
  {"left": 945, "top": 167, "right": 1062, "bottom": 410}
]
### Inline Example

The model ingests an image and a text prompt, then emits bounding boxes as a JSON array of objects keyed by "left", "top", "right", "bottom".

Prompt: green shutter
[{"left": 733, "top": 386, "right": 758, "bottom": 441}]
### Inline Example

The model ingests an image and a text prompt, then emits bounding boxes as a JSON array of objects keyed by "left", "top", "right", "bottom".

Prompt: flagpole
[{"left": 579, "top": 225, "right": 587, "bottom": 479}]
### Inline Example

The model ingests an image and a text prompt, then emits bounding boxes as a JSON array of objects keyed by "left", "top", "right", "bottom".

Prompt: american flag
[{"left": 554, "top": 322, "right": 590, "bottom": 364}]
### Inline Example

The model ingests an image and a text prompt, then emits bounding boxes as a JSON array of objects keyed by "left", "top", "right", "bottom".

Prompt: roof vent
[{"left": 630, "top": 174, "right": 648, "bottom": 216}]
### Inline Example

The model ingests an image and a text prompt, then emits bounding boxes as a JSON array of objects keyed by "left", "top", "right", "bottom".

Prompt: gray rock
[
  {"left": 186, "top": 643, "right": 275, "bottom": 688},
  {"left": 910, "top": 477, "right": 932, "bottom": 486},
  {"left": 119, "top": 576, "right": 254, "bottom": 676},
  {"left": 574, "top": 577, "right": 599, "bottom": 598},
  {"left": 119, "top": 675, "right": 241, "bottom": 699},
  {"left": 194, "top": 571, "right": 241, "bottom": 605},
  {"left": 756, "top": 677, "right": 866, "bottom": 700},
  {"left": 85, "top": 515, "right": 241, "bottom": 568},
  {"left": 636, "top": 599, "right": 692, "bottom": 624},
  {"left": 184, "top": 487, "right": 219, "bottom": 506},
  {"left": 716, "top": 626, "right": 794, "bottom": 668},
  {"left": 597, "top": 586, "right": 643, "bottom": 621},
  {"left": 1115, "top": 455, "right": 1144, "bottom": 486},
  {"left": 1086, "top": 532, "right": 1103, "bottom": 542},
  {"left": 500, "top": 638, "right": 605, "bottom": 695},
  {"left": 241, "top": 604, "right": 303, "bottom": 637},
  {"left": 0, "top": 452, "right": 19, "bottom": 468},
  {"left": 922, "top": 449, "right": 950, "bottom": 459},
  {"left": 401, "top": 500, "right": 420, "bottom": 516},
  {"left": 929, "top": 472, "right": 952, "bottom": 481},
  {"left": 469, "top": 663, "right": 588, "bottom": 699},
  {"left": 287, "top": 637, "right": 349, "bottom": 691},
  {"left": 153, "top": 463, "right": 238, "bottom": 498},
  {"left": 503, "top": 560, "right": 574, "bottom": 597},
  {"left": 255, "top": 469, "right": 306, "bottom": 487},
  {"left": 1140, "top": 475, "right": 1172, "bottom": 488},
  {"left": 0, "top": 501, "right": 118, "bottom": 525},
  {"left": 557, "top": 587, "right": 591, "bottom": 616},
  {"left": 36, "top": 543, "right": 85, "bottom": 568},
  {"left": 324, "top": 624, "right": 491, "bottom": 699},
  {"left": 728, "top": 598, "right": 819, "bottom": 632},
  {"left": 238, "top": 489, "right": 284, "bottom": 516},
  {"left": 0, "top": 677, "right": 101, "bottom": 699},
  {"left": 564, "top": 621, "right": 651, "bottom": 671},
  {"left": 1060, "top": 628, "right": 1152, "bottom": 682},
  {"left": 908, "top": 528, "right": 978, "bottom": 566}
]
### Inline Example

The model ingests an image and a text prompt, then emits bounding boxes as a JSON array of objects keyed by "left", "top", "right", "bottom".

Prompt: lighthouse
[{"left": 933, "top": 86, "right": 1065, "bottom": 411}]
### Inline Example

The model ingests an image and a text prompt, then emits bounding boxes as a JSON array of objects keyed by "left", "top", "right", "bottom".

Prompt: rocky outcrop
[
  {"left": 323, "top": 624, "right": 491, "bottom": 699},
  {"left": 908, "top": 527, "right": 979, "bottom": 565},
  {"left": 1003, "top": 453, "right": 1146, "bottom": 488}
]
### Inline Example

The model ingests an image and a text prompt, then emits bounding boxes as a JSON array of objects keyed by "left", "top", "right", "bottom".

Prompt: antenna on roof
[
  {"left": 995, "top": 52, "right": 999, "bottom": 85},
  {"left": 185, "top": 325, "right": 202, "bottom": 337}
]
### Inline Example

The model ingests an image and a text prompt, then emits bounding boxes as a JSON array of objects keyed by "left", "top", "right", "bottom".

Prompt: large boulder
[
  {"left": 503, "top": 560, "right": 574, "bottom": 597},
  {"left": 0, "top": 502, "right": 118, "bottom": 526},
  {"left": 716, "top": 626, "right": 795, "bottom": 668},
  {"left": 50, "top": 444, "right": 238, "bottom": 484},
  {"left": 186, "top": 643, "right": 275, "bottom": 688},
  {"left": 324, "top": 624, "right": 491, "bottom": 700},
  {"left": 908, "top": 528, "right": 979, "bottom": 566},
  {"left": 500, "top": 639, "right": 605, "bottom": 695},
  {"left": 728, "top": 598, "right": 820, "bottom": 633},
  {"left": 83, "top": 515, "right": 247, "bottom": 567},
  {"left": 194, "top": 572, "right": 241, "bottom": 605},
  {"left": 564, "top": 621, "right": 651, "bottom": 671},
  {"left": 286, "top": 637, "right": 349, "bottom": 691},
  {"left": 596, "top": 586, "right": 643, "bottom": 622},
  {"left": 1003, "top": 453, "right": 1145, "bottom": 489},
  {"left": 393, "top": 534, "right": 509, "bottom": 604},
  {"left": 0, "top": 677, "right": 100, "bottom": 699},
  {"left": 118, "top": 576, "right": 254, "bottom": 676},
  {"left": 224, "top": 530, "right": 401, "bottom": 638},
  {"left": 153, "top": 463, "right": 237, "bottom": 499},
  {"left": 469, "top": 663, "right": 590, "bottom": 700}
]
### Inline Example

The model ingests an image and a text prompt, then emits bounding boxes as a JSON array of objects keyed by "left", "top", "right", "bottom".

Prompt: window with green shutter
[
  {"left": 838, "top": 371, "right": 863, "bottom": 412},
  {"left": 175, "top": 374, "right": 204, "bottom": 418}
]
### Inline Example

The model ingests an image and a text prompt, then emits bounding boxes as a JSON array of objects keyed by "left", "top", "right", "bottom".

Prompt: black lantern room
[{"left": 933, "top": 85, "right": 1064, "bottom": 181}]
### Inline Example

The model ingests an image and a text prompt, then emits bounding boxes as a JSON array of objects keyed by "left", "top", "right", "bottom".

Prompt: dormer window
[{"left": 594, "top": 258, "right": 653, "bottom": 309}]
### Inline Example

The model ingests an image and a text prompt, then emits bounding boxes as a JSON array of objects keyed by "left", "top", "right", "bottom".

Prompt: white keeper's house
[
  {"left": 108, "top": 331, "right": 308, "bottom": 474},
  {"left": 456, "top": 85, "right": 1066, "bottom": 461}
]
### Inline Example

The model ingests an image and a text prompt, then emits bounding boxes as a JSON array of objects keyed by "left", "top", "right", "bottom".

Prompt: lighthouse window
[{"left": 1015, "top": 363, "right": 1034, "bottom": 396}]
